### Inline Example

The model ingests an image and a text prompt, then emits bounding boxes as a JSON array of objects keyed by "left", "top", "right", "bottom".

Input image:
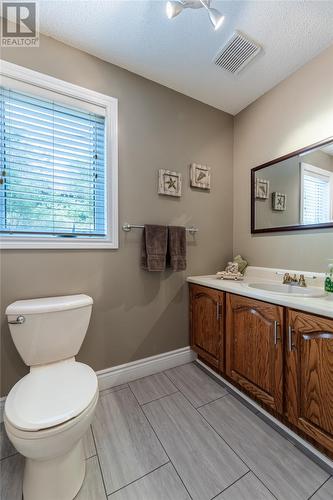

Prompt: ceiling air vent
[{"left": 214, "top": 31, "right": 261, "bottom": 75}]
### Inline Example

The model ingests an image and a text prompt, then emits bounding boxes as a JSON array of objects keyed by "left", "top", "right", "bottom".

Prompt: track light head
[
  {"left": 166, "top": 1, "right": 184, "bottom": 19},
  {"left": 207, "top": 7, "right": 224, "bottom": 30}
]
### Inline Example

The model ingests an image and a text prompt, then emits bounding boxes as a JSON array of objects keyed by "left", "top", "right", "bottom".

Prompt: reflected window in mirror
[
  {"left": 251, "top": 137, "right": 333, "bottom": 233},
  {"left": 301, "top": 163, "right": 333, "bottom": 225}
]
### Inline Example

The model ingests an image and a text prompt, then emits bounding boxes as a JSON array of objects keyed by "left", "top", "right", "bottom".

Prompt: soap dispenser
[{"left": 325, "top": 260, "right": 333, "bottom": 297}]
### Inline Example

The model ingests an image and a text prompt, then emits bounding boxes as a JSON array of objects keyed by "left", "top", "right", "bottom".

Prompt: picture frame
[
  {"left": 190, "top": 163, "right": 211, "bottom": 190},
  {"left": 158, "top": 169, "right": 182, "bottom": 197},
  {"left": 255, "top": 178, "right": 269, "bottom": 199},
  {"left": 272, "top": 192, "right": 287, "bottom": 211}
]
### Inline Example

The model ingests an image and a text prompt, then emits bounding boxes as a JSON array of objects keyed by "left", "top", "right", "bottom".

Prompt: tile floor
[{"left": 1, "top": 362, "right": 332, "bottom": 500}]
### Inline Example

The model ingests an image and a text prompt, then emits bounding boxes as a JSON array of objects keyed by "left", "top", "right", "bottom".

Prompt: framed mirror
[{"left": 251, "top": 137, "right": 333, "bottom": 233}]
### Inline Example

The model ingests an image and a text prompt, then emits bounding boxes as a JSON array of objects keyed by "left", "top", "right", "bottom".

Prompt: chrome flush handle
[{"left": 8, "top": 315, "right": 25, "bottom": 325}]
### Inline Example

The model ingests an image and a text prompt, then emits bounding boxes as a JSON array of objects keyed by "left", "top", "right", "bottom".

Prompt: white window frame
[
  {"left": 300, "top": 162, "right": 333, "bottom": 225},
  {"left": 0, "top": 61, "right": 118, "bottom": 249}
]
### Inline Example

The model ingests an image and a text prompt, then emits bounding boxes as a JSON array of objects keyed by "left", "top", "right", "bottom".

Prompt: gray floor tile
[
  {"left": 108, "top": 463, "right": 190, "bottom": 500},
  {"left": 199, "top": 395, "right": 329, "bottom": 500},
  {"left": 257, "top": 415, "right": 333, "bottom": 477},
  {"left": 196, "top": 364, "right": 261, "bottom": 416},
  {"left": 0, "top": 422, "right": 17, "bottom": 460},
  {"left": 75, "top": 456, "right": 106, "bottom": 500},
  {"left": 165, "top": 363, "right": 227, "bottom": 407},
  {"left": 291, "top": 441, "right": 333, "bottom": 476},
  {"left": 225, "top": 388, "right": 260, "bottom": 414},
  {"left": 256, "top": 409, "right": 293, "bottom": 436},
  {"left": 129, "top": 372, "right": 177, "bottom": 405},
  {"left": 310, "top": 477, "right": 333, "bottom": 500},
  {"left": 215, "top": 472, "right": 275, "bottom": 499},
  {"left": 99, "top": 384, "right": 129, "bottom": 397},
  {"left": 92, "top": 388, "right": 168, "bottom": 495},
  {"left": 0, "top": 454, "right": 24, "bottom": 500},
  {"left": 143, "top": 391, "right": 248, "bottom": 500},
  {"left": 194, "top": 363, "right": 228, "bottom": 390},
  {"left": 82, "top": 426, "right": 96, "bottom": 459}
]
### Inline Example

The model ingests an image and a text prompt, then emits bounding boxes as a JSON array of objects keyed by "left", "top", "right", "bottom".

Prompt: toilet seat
[
  {"left": 5, "top": 359, "right": 98, "bottom": 431},
  {"left": 5, "top": 390, "right": 99, "bottom": 441}
]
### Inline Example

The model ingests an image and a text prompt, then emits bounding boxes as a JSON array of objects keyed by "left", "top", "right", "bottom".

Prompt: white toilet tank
[{"left": 6, "top": 295, "right": 93, "bottom": 367}]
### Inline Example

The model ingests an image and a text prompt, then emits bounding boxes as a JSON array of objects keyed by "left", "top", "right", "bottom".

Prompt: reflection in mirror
[{"left": 252, "top": 139, "right": 333, "bottom": 233}]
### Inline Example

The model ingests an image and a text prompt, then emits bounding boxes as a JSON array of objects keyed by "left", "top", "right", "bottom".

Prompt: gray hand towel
[
  {"left": 141, "top": 225, "right": 168, "bottom": 272},
  {"left": 168, "top": 226, "right": 186, "bottom": 271}
]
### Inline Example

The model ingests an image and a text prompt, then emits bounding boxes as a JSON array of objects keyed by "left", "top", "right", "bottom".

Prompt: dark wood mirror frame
[{"left": 251, "top": 137, "right": 333, "bottom": 234}]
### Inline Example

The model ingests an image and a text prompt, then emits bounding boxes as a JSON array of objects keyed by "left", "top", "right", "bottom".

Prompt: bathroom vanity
[{"left": 188, "top": 267, "right": 333, "bottom": 459}]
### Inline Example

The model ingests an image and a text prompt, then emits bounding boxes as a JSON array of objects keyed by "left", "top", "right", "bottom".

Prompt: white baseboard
[
  {"left": 196, "top": 359, "right": 333, "bottom": 473},
  {"left": 97, "top": 346, "right": 197, "bottom": 391}
]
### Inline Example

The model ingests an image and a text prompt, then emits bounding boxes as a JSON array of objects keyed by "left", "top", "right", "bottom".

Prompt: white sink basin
[{"left": 248, "top": 282, "right": 327, "bottom": 298}]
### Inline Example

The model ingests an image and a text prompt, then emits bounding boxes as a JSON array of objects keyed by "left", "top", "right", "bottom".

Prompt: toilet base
[{"left": 23, "top": 439, "right": 86, "bottom": 500}]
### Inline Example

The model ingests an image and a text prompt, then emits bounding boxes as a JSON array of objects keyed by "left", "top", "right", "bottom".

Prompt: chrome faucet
[{"left": 282, "top": 273, "right": 307, "bottom": 287}]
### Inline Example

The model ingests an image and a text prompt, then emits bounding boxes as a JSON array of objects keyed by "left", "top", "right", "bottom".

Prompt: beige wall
[
  {"left": 0, "top": 34, "right": 234, "bottom": 396},
  {"left": 233, "top": 44, "right": 333, "bottom": 272}
]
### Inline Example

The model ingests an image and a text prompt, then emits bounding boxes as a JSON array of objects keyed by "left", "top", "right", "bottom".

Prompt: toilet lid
[{"left": 5, "top": 359, "right": 98, "bottom": 431}]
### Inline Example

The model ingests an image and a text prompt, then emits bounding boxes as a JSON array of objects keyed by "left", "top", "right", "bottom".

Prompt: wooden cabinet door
[
  {"left": 286, "top": 309, "right": 333, "bottom": 454},
  {"left": 226, "top": 294, "right": 284, "bottom": 413},
  {"left": 190, "top": 284, "right": 224, "bottom": 371}
]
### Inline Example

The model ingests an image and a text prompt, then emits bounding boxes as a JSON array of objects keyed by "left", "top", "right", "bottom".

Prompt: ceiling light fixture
[
  {"left": 166, "top": 1, "right": 184, "bottom": 19},
  {"left": 203, "top": 5, "right": 225, "bottom": 31},
  {"left": 166, "top": 0, "right": 224, "bottom": 31}
]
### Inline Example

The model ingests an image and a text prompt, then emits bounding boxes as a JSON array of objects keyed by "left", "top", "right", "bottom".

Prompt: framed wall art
[
  {"left": 158, "top": 169, "right": 182, "bottom": 197},
  {"left": 190, "top": 163, "right": 211, "bottom": 190},
  {"left": 255, "top": 178, "right": 269, "bottom": 199},
  {"left": 272, "top": 192, "right": 287, "bottom": 211}
]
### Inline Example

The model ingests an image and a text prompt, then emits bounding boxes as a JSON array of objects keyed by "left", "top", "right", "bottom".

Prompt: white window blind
[
  {"left": 0, "top": 87, "right": 106, "bottom": 237},
  {"left": 301, "top": 163, "right": 332, "bottom": 225}
]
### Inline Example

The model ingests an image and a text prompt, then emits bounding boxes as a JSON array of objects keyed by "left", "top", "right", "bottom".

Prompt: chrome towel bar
[{"left": 122, "top": 223, "right": 198, "bottom": 235}]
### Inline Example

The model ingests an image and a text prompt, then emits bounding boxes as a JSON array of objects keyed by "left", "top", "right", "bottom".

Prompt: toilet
[{"left": 4, "top": 294, "right": 99, "bottom": 500}]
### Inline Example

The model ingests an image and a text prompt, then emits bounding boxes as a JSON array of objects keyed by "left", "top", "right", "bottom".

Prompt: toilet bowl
[{"left": 4, "top": 294, "right": 98, "bottom": 500}]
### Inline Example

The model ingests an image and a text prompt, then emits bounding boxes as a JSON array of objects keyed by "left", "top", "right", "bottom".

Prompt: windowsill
[{"left": 0, "top": 237, "right": 119, "bottom": 250}]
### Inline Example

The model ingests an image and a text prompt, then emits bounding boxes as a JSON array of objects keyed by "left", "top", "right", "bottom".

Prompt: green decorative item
[
  {"left": 233, "top": 255, "right": 248, "bottom": 275},
  {"left": 325, "top": 260, "right": 333, "bottom": 294}
]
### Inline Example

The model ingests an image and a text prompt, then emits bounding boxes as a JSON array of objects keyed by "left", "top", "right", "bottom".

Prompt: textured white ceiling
[{"left": 39, "top": 0, "right": 333, "bottom": 115}]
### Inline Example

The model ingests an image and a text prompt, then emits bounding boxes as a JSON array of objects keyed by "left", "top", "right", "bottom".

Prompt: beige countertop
[{"left": 187, "top": 266, "right": 333, "bottom": 319}]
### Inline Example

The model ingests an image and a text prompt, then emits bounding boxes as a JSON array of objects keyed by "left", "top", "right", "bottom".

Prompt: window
[
  {"left": 301, "top": 163, "right": 333, "bottom": 225},
  {"left": 0, "top": 62, "right": 118, "bottom": 248}
]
